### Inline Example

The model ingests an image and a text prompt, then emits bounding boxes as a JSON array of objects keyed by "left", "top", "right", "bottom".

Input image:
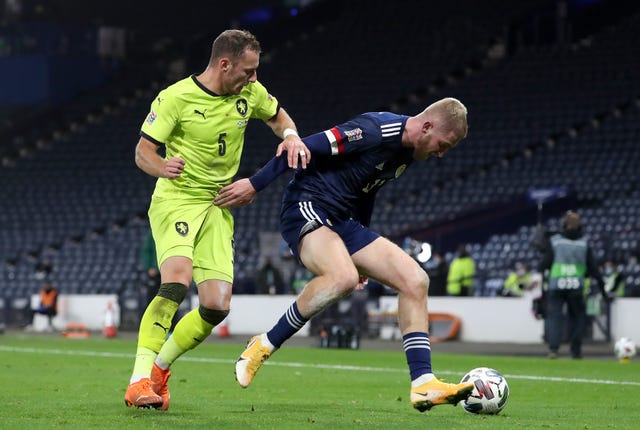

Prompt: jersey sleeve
[
  {"left": 247, "top": 114, "right": 394, "bottom": 192},
  {"left": 248, "top": 81, "right": 280, "bottom": 121},
  {"left": 248, "top": 129, "right": 337, "bottom": 191},
  {"left": 322, "top": 114, "right": 381, "bottom": 155},
  {"left": 140, "top": 89, "right": 180, "bottom": 145}
]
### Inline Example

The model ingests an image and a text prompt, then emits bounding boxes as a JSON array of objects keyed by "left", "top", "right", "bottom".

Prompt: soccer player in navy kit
[{"left": 215, "top": 97, "right": 472, "bottom": 412}]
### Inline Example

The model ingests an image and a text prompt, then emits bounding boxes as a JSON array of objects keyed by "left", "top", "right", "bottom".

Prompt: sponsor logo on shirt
[
  {"left": 344, "top": 128, "right": 362, "bottom": 142},
  {"left": 146, "top": 110, "right": 157, "bottom": 125}
]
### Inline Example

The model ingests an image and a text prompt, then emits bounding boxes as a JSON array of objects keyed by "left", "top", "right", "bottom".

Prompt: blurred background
[{"left": 1, "top": 0, "right": 639, "bottom": 334}]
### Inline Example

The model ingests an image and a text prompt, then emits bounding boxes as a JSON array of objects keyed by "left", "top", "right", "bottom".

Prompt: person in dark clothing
[
  {"left": 32, "top": 281, "right": 58, "bottom": 331},
  {"left": 140, "top": 229, "right": 161, "bottom": 306},
  {"left": 425, "top": 252, "right": 448, "bottom": 297},
  {"left": 538, "top": 211, "right": 606, "bottom": 359},
  {"left": 255, "top": 257, "right": 286, "bottom": 295},
  {"left": 216, "top": 97, "right": 473, "bottom": 412}
]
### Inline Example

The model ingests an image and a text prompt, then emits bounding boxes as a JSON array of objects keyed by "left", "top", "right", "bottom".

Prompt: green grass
[{"left": 1, "top": 333, "right": 638, "bottom": 429}]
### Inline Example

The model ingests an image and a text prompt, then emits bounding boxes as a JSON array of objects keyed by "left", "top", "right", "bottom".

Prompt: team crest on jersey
[
  {"left": 395, "top": 165, "right": 407, "bottom": 178},
  {"left": 344, "top": 128, "right": 363, "bottom": 142},
  {"left": 236, "top": 99, "right": 248, "bottom": 117},
  {"left": 146, "top": 110, "right": 157, "bottom": 125},
  {"left": 175, "top": 221, "right": 189, "bottom": 236}
]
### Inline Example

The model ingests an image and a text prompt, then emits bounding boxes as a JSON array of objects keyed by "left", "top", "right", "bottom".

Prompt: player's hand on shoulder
[
  {"left": 214, "top": 178, "right": 256, "bottom": 208},
  {"left": 276, "top": 135, "right": 310, "bottom": 169},
  {"left": 164, "top": 157, "right": 185, "bottom": 179}
]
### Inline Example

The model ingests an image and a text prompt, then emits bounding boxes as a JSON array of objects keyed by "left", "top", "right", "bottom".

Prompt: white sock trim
[
  {"left": 411, "top": 373, "right": 435, "bottom": 387},
  {"left": 155, "top": 357, "right": 170, "bottom": 370},
  {"left": 129, "top": 375, "right": 147, "bottom": 385},
  {"left": 261, "top": 333, "right": 276, "bottom": 352}
]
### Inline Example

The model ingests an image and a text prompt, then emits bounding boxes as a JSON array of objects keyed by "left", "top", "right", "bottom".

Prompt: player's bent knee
[
  {"left": 402, "top": 272, "right": 429, "bottom": 299},
  {"left": 321, "top": 264, "right": 359, "bottom": 294},
  {"left": 336, "top": 272, "right": 360, "bottom": 294},
  {"left": 198, "top": 306, "right": 229, "bottom": 326},
  {"left": 423, "top": 273, "right": 431, "bottom": 294}
]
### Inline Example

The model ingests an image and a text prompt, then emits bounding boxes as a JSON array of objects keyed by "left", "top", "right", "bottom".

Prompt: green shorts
[{"left": 148, "top": 196, "right": 234, "bottom": 284}]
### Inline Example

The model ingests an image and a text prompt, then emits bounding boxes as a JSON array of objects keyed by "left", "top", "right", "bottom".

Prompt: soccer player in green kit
[{"left": 124, "top": 29, "right": 310, "bottom": 410}]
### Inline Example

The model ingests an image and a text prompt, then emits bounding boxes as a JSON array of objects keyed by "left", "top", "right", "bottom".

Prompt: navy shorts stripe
[{"left": 281, "top": 201, "right": 380, "bottom": 259}]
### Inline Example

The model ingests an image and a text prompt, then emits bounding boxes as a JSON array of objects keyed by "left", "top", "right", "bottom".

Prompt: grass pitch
[{"left": 0, "top": 333, "right": 638, "bottom": 429}]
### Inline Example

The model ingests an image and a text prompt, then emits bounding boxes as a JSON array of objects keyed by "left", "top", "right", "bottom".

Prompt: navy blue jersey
[
  {"left": 284, "top": 112, "right": 412, "bottom": 225},
  {"left": 248, "top": 111, "right": 414, "bottom": 226}
]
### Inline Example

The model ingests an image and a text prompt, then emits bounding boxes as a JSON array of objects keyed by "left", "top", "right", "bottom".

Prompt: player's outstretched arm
[
  {"left": 266, "top": 107, "right": 310, "bottom": 169},
  {"left": 214, "top": 178, "right": 256, "bottom": 208},
  {"left": 214, "top": 153, "right": 288, "bottom": 208},
  {"left": 215, "top": 130, "right": 333, "bottom": 208}
]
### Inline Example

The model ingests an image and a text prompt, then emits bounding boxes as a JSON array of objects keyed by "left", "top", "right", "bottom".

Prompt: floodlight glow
[{"left": 416, "top": 242, "right": 432, "bottom": 263}]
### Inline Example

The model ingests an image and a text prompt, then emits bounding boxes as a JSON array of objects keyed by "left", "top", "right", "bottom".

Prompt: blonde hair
[{"left": 423, "top": 97, "right": 468, "bottom": 139}]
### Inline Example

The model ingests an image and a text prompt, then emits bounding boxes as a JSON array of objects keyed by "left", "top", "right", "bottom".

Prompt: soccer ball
[
  {"left": 614, "top": 337, "right": 637, "bottom": 361},
  {"left": 458, "top": 367, "right": 509, "bottom": 414}
]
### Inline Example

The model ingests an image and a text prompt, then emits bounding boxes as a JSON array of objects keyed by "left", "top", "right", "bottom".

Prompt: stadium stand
[{"left": 2, "top": 0, "right": 640, "bottom": 326}]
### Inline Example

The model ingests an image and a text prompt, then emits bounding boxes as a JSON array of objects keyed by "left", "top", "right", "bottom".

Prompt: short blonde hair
[{"left": 425, "top": 97, "right": 468, "bottom": 139}]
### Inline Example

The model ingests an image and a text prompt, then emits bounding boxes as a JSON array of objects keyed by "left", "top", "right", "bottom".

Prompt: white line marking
[{"left": 1, "top": 345, "right": 638, "bottom": 386}]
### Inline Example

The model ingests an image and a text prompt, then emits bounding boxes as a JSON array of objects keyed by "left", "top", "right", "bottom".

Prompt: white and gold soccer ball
[
  {"left": 458, "top": 367, "right": 509, "bottom": 415},
  {"left": 614, "top": 337, "right": 637, "bottom": 362}
]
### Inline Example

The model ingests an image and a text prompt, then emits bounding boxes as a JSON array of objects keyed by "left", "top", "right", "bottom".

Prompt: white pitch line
[{"left": 1, "top": 345, "right": 639, "bottom": 386}]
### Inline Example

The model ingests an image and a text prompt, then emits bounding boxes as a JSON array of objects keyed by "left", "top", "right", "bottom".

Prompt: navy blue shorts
[{"left": 281, "top": 200, "right": 379, "bottom": 260}]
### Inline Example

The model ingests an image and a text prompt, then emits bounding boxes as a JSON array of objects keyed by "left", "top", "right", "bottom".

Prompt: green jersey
[{"left": 140, "top": 75, "right": 279, "bottom": 200}]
